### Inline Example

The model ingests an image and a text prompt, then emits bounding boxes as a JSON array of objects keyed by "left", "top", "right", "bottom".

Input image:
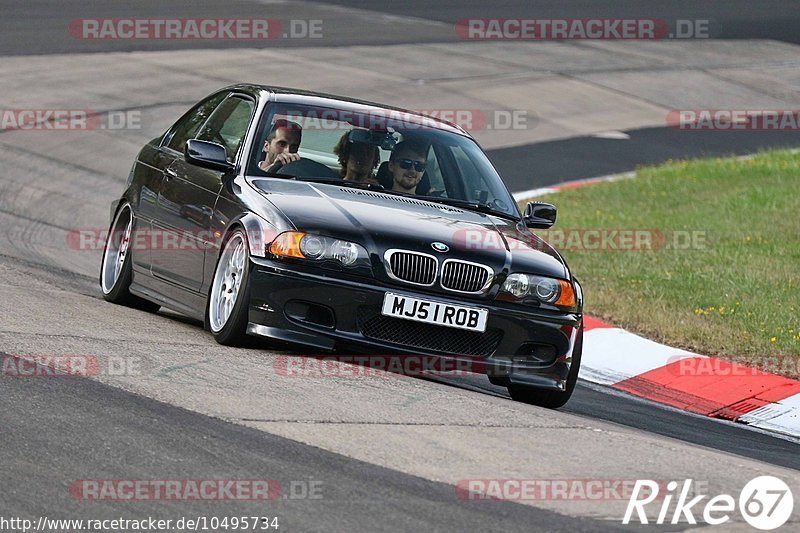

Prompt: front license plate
[{"left": 381, "top": 293, "right": 488, "bottom": 333}]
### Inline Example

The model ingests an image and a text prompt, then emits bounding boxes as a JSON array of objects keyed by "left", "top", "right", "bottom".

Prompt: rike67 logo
[{"left": 624, "top": 476, "right": 794, "bottom": 530}]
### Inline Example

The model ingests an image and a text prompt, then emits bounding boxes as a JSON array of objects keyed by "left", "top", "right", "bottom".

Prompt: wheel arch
[
  {"left": 203, "top": 212, "right": 276, "bottom": 296},
  {"left": 227, "top": 212, "right": 278, "bottom": 257}
]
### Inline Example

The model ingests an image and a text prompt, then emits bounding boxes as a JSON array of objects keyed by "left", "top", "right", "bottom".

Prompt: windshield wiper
[
  {"left": 260, "top": 172, "right": 339, "bottom": 182},
  {"left": 300, "top": 177, "right": 392, "bottom": 192},
  {"left": 418, "top": 196, "right": 520, "bottom": 221},
  {"left": 259, "top": 173, "right": 397, "bottom": 192}
]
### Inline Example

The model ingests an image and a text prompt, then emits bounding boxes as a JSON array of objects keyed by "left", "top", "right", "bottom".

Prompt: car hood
[{"left": 249, "top": 178, "right": 568, "bottom": 280}]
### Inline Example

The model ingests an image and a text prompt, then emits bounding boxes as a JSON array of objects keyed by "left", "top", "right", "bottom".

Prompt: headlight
[
  {"left": 299, "top": 235, "right": 324, "bottom": 259},
  {"left": 329, "top": 240, "right": 360, "bottom": 266},
  {"left": 269, "top": 231, "right": 370, "bottom": 269},
  {"left": 504, "top": 272, "right": 529, "bottom": 298},
  {"left": 500, "top": 273, "right": 577, "bottom": 311},
  {"left": 534, "top": 277, "right": 560, "bottom": 302}
]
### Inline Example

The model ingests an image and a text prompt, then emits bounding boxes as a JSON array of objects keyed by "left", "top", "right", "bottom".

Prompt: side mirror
[
  {"left": 523, "top": 201, "right": 557, "bottom": 229},
  {"left": 185, "top": 139, "right": 234, "bottom": 172}
]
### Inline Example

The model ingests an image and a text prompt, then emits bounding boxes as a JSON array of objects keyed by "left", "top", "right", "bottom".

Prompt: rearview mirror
[
  {"left": 347, "top": 129, "right": 397, "bottom": 151},
  {"left": 523, "top": 201, "right": 557, "bottom": 229},
  {"left": 185, "top": 139, "right": 234, "bottom": 172}
]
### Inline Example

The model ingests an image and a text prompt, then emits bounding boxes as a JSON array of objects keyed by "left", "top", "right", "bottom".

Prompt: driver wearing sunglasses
[{"left": 388, "top": 139, "right": 428, "bottom": 194}]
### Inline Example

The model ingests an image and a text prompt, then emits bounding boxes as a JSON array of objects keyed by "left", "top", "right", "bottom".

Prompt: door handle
[{"left": 164, "top": 168, "right": 178, "bottom": 180}]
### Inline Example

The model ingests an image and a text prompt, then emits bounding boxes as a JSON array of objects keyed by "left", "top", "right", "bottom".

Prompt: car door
[
  {"left": 152, "top": 93, "right": 255, "bottom": 292},
  {"left": 140, "top": 92, "right": 225, "bottom": 277}
]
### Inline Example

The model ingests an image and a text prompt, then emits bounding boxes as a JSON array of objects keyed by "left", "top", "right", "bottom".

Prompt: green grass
[{"left": 522, "top": 149, "right": 800, "bottom": 375}]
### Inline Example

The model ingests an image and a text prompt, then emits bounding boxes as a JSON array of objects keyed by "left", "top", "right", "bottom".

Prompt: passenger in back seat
[{"left": 333, "top": 130, "right": 380, "bottom": 184}]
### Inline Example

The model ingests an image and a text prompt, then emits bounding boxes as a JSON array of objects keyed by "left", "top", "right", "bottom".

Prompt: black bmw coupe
[{"left": 100, "top": 85, "right": 584, "bottom": 407}]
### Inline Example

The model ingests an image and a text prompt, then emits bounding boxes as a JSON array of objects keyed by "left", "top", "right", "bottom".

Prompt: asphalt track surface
[
  {"left": 324, "top": 0, "right": 800, "bottom": 44},
  {"left": 3, "top": 0, "right": 799, "bottom": 55},
  {"left": 1, "top": 367, "right": 616, "bottom": 533},
  {"left": 2, "top": 0, "right": 798, "bottom": 188},
  {"left": 2, "top": 250, "right": 798, "bottom": 528},
  {"left": 1, "top": 1, "right": 799, "bottom": 530},
  {"left": 492, "top": 127, "right": 800, "bottom": 191}
]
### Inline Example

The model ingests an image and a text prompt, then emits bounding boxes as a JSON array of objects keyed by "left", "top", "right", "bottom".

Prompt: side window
[
  {"left": 196, "top": 95, "right": 255, "bottom": 163},
  {"left": 450, "top": 145, "right": 484, "bottom": 201},
  {"left": 166, "top": 93, "right": 226, "bottom": 152}
]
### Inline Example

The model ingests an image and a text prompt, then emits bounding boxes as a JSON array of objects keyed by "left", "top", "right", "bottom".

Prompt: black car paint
[{"left": 110, "top": 84, "right": 582, "bottom": 395}]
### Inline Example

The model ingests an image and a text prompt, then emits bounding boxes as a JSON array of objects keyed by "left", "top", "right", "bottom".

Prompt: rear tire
[
  {"left": 100, "top": 203, "right": 160, "bottom": 313},
  {"left": 507, "top": 325, "right": 583, "bottom": 409},
  {"left": 206, "top": 228, "right": 251, "bottom": 346}
]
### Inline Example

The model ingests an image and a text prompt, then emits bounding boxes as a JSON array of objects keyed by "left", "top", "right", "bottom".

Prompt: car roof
[{"left": 220, "top": 83, "right": 472, "bottom": 138}]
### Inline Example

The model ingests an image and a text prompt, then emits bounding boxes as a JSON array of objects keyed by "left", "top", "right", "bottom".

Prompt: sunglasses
[{"left": 396, "top": 158, "right": 426, "bottom": 172}]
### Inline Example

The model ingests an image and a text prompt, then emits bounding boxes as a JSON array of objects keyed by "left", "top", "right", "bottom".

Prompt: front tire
[
  {"left": 206, "top": 228, "right": 251, "bottom": 346},
  {"left": 100, "top": 202, "right": 160, "bottom": 312},
  {"left": 507, "top": 324, "right": 583, "bottom": 409}
]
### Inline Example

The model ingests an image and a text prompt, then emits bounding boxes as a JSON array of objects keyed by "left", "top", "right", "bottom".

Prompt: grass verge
[{"left": 523, "top": 149, "right": 800, "bottom": 375}]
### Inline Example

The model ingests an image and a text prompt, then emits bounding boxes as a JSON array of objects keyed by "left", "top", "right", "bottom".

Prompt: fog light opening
[
  {"left": 284, "top": 301, "right": 335, "bottom": 329},
  {"left": 514, "top": 343, "right": 558, "bottom": 366}
]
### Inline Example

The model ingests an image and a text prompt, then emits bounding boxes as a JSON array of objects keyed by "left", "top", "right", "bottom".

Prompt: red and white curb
[
  {"left": 511, "top": 172, "right": 635, "bottom": 203},
  {"left": 515, "top": 171, "right": 800, "bottom": 439},
  {"left": 582, "top": 317, "right": 800, "bottom": 439}
]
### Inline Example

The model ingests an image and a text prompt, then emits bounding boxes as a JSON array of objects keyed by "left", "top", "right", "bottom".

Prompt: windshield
[{"left": 247, "top": 102, "right": 520, "bottom": 218}]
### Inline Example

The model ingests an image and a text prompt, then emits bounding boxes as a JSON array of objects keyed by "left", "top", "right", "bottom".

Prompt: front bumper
[{"left": 247, "top": 257, "right": 582, "bottom": 391}]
